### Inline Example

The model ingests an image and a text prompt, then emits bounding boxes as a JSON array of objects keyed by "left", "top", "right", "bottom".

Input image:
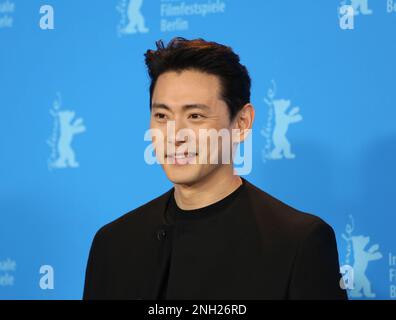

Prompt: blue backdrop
[{"left": 1, "top": 0, "right": 395, "bottom": 299}]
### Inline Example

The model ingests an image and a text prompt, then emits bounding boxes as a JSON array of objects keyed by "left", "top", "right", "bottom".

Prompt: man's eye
[
  {"left": 189, "top": 113, "right": 205, "bottom": 120},
  {"left": 154, "top": 113, "right": 167, "bottom": 120}
]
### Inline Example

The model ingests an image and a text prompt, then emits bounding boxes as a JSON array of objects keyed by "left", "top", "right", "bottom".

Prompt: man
[{"left": 83, "top": 37, "right": 347, "bottom": 300}]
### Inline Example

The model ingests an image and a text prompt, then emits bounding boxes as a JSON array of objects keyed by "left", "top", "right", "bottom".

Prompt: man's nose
[{"left": 167, "top": 118, "right": 188, "bottom": 144}]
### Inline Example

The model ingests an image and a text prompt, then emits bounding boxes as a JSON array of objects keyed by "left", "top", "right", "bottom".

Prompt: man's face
[{"left": 150, "top": 69, "right": 236, "bottom": 186}]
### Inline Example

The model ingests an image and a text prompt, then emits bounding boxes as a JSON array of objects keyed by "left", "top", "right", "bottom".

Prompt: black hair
[{"left": 144, "top": 37, "right": 251, "bottom": 121}]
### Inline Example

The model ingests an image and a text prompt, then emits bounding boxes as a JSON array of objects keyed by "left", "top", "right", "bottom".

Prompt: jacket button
[{"left": 157, "top": 229, "right": 166, "bottom": 241}]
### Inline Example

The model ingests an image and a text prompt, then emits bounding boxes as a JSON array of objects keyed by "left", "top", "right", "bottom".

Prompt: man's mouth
[{"left": 166, "top": 152, "right": 198, "bottom": 165}]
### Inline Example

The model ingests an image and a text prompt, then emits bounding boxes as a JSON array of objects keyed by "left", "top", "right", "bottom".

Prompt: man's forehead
[
  {"left": 152, "top": 70, "right": 224, "bottom": 111},
  {"left": 154, "top": 70, "right": 221, "bottom": 95}
]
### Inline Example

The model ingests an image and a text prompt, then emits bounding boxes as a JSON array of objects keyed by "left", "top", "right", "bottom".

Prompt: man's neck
[{"left": 173, "top": 167, "right": 242, "bottom": 210}]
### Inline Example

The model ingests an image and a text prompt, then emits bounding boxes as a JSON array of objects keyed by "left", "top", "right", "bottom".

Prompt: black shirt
[{"left": 157, "top": 179, "right": 245, "bottom": 299}]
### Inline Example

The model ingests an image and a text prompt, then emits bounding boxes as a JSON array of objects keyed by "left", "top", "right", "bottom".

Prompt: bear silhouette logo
[
  {"left": 351, "top": 0, "right": 372, "bottom": 15},
  {"left": 342, "top": 215, "right": 382, "bottom": 298},
  {"left": 261, "top": 81, "right": 303, "bottom": 161},
  {"left": 270, "top": 99, "right": 302, "bottom": 159},
  {"left": 47, "top": 93, "right": 86, "bottom": 169},
  {"left": 117, "top": 0, "right": 149, "bottom": 36},
  {"left": 340, "top": 0, "right": 373, "bottom": 15},
  {"left": 349, "top": 236, "right": 382, "bottom": 298}
]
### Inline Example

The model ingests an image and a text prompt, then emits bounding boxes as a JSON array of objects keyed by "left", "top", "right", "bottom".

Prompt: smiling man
[{"left": 83, "top": 37, "right": 347, "bottom": 300}]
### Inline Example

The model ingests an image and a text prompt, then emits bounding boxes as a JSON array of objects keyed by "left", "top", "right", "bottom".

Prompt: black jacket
[{"left": 83, "top": 178, "right": 347, "bottom": 300}]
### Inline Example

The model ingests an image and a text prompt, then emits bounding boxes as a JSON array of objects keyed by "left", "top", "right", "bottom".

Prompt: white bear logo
[
  {"left": 342, "top": 216, "right": 382, "bottom": 299},
  {"left": 118, "top": 0, "right": 149, "bottom": 35},
  {"left": 47, "top": 93, "right": 86, "bottom": 170},
  {"left": 261, "top": 81, "right": 303, "bottom": 161},
  {"left": 269, "top": 99, "right": 302, "bottom": 159},
  {"left": 52, "top": 110, "right": 86, "bottom": 168},
  {"left": 352, "top": 0, "right": 372, "bottom": 15},
  {"left": 341, "top": 0, "right": 373, "bottom": 15},
  {"left": 348, "top": 235, "right": 382, "bottom": 298}
]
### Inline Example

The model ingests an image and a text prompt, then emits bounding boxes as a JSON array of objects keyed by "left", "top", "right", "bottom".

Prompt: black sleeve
[
  {"left": 288, "top": 219, "right": 348, "bottom": 300},
  {"left": 83, "top": 228, "right": 108, "bottom": 300}
]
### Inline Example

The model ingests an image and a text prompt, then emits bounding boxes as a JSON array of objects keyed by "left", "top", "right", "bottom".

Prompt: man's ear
[{"left": 232, "top": 103, "right": 255, "bottom": 143}]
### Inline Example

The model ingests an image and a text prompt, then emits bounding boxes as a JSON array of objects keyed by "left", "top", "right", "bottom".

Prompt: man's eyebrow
[
  {"left": 151, "top": 103, "right": 211, "bottom": 112},
  {"left": 151, "top": 103, "right": 171, "bottom": 111}
]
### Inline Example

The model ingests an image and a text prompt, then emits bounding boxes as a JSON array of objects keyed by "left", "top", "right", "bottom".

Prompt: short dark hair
[{"left": 144, "top": 37, "right": 251, "bottom": 121}]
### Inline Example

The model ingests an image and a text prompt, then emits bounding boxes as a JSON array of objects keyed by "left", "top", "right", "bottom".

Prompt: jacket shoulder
[
  {"left": 93, "top": 187, "right": 173, "bottom": 243},
  {"left": 244, "top": 179, "right": 334, "bottom": 240}
]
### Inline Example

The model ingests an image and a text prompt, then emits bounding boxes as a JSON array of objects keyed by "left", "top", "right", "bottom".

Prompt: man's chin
[
  {"left": 164, "top": 168, "right": 201, "bottom": 186},
  {"left": 168, "top": 176, "right": 198, "bottom": 187}
]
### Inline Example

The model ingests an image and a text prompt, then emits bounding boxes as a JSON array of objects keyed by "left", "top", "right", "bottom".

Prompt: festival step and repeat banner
[{"left": 0, "top": 0, "right": 395, "bottom": 299}]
